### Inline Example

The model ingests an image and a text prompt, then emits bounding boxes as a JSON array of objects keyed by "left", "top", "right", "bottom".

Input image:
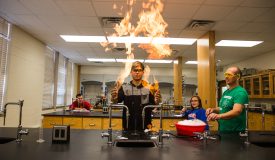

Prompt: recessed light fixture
[
  {"left": 185, "top": 61, "right": 198, "bottom": 64},
  {"left": 216, "top": 40, "right": 263, "bottom": 47},
  {"left": 107, "top": 36, "right": 151, "bottom": 44},
  {"left": 144, "top": 59, "right": 173, "bottom": 63},
  {"left": 152, "top": 37, "right": 197, "bottom": 45},
  {"left": 60, "top": 35, "right": 197, "bottom": 45},
  {"left": 60, "top": 35, "right": 107, "bottom": 42},
  {"left": 116, "top": 59, "right": 144, "bottom": 63},
  {"left": 87, "top": 58, "right": 116, "bottom": 62},
  {"left": 87, "top": 58, "right": 173, "bottom": 64}
]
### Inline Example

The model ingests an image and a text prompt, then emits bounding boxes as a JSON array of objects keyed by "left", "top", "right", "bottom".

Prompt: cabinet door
[
  {"left": 271, "top": 72, "right": 275, "bottom": 97},
  {"left": 163, "top": 119, "right": 181, "bottom": 131},
  {"left": 261, "top": 74, "right": 271, "bottom": 98},
  {"left": 102, "top": 118, "right": 122, "bottom": 130},
  {"left": 264, "top": 114, "right": 275, "bottom": 131},
  {"left": 248, "top": 113, "right": 263, "bottom": 131},
  {"left": 244, "top": 78, "right": 251, "bottom": 96},
  {"left": 83, "top": 117, "right": 102, "bottom": 129},
  {"left": 43, "top": 116, "right": 63, "bottom": 128},
  {"left": 63, "top": 117, "right": 83, "bottom": 129},
  {"left": 151, "top": 119, "right": 160, "bottom": 132},
  {"left": 251, "top": 76, "right": 260, "bottom": 98}
]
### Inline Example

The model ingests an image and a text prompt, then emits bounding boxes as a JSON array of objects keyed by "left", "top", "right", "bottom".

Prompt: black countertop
[
  {"left": 42, "top": 110, "right": 184, "bottom": 119},
  {"left": 0, "top": 128, "right": 275, "bottom": 160}
]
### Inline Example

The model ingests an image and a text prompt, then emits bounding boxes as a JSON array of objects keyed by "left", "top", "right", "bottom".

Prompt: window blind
[
  {"left": 0, "top": 17, "right": 10, "bottom": 111},
  {"left": 56, "top": 54, "right": 66, "bottom": 106},
  {"left": 42, "top": 47, "right": 55, "bottom": 109}
]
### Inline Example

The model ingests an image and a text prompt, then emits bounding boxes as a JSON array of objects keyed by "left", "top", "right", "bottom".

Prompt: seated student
[
  {"left": 181, "top": 95, "right": 209, "bottom": 130},
  {"left": 70, "top": 93, "right": 93, "bottom": 110}
]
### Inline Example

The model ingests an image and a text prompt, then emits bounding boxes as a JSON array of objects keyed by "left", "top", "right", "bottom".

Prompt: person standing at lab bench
[
  {"left": 206, "top": 66, "right": 249, "bottom": 134},
  {"left": 111, "top": 61, "right": 161, "bottom": 132}
]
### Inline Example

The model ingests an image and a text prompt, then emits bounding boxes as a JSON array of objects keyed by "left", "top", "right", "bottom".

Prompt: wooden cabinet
[
  {"left": 251, "top": 76, "right": 260, "bottom": 98},
  {"left": 43, "top": 116, "right": 63, "bottom": 128},
  {"left": 243, "top": 77, "right": 252, "bottom": 96},
  {"left": 151, "top": 119, "right": 160, "bottom": 131},
  {"left": 271, "top": 72, "right": 275, "bottom": 97},
  {"left": 264, "top": 114, "right": 275, "bottom": 131},
  {"left": 162, "top": 119, "right": 180, "bottom": 131},
  {"left": 63, "top": 117, "right": 83, "bottom": 129},
  {"left": 83, "top": 117, "right": 102, "bottom": 129},
  {"left": 248, "top": 112, "right": 263, "bottom": 131},
  {"left": 241, "top": 71, "right": 275, "bottom": 98},
  {"left": 102, "top": 118, "right": 122, "bottom": 130}
]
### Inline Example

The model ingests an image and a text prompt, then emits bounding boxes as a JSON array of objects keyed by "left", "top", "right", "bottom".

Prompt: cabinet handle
[
  {"left": 169, "top": 124, "right": 175, "bottom": 127},
  {"left": 89, "top": 124, "right": 95, "bottom": 126},
  {"left": 50, "top": 122, "right": 56, "bottom": 125}
]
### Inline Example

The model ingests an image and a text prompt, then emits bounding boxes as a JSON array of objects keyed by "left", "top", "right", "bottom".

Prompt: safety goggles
[
  {"left": 132, "top": 69, "right": 143, "bottom": 73},
  {"left": 224, "top": 72, "right": 239, "bottom": 78}
]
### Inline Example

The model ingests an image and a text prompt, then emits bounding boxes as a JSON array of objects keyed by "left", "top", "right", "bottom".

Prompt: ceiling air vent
[
  {"left": 186, "top": 20, "right": 215, "bottom": 31},
  {"left": 100, "top": 17, "right": 124, "bottom": 28}
]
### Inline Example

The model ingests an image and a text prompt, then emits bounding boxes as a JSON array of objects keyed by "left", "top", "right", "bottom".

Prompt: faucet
[
  {"left": 3, "top": 100, "right": 29, "bottom": 142},
  {"left": 101, "top": 103, "right": 129, "bottom": 145},
  {"left": 142, "top": 103, "right": 170, "bottom": 146}
]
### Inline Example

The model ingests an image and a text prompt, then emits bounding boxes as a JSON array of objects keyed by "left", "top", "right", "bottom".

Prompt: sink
[
  {"left": 114, "top": 139, "right": 157, "bottom": 148},
  {"left": 0, "top": 137, "right": 16, "bottom": 144}
]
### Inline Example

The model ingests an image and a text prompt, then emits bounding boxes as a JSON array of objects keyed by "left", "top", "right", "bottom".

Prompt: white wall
[{"left": 217, "top": 50, "right": 275, "bottom": 80}]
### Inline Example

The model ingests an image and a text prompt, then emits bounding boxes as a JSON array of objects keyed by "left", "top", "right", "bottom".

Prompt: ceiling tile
[
  {"left": 212, "top": 21, "right": 246, "bottom": 31},
  {"left": 240, "top": 0, "right": 275, "bottom": 7},
  {"left": 203, "top": 0, "right": 244, "bottom": 6},
  {"left": 163, "top": 3, "right": 200, "bottom": 19},
  {"left": 193, "top": 5, "right": 235, "bottom": 21},
  {"left": 224, "top": 7, "right": 269, "bottom": 22},
  {"left": 55, "top": 0, "right": 96, "bottom": 16},
  {"left": 68, "top": 16, "right": 101, "bottom": 27}
]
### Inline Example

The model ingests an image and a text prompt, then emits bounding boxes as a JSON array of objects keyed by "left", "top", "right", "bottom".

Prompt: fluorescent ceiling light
[
  {"left": 107, "top": 36, "right": 151, "bottom": 44},
  {"left": 60, "top": 35, "right": 196, "bottom": 45},
  {"left": 87, "top": 58, "right": 174, "bottom": 63},
  {"left": 185, "top": 61, "right": 198, "bottom": 64},
  {"left": 152, "top": 37, "right": 197, "bottom": 45},
  {"left": 87, "top": 58, "right": 116, "bottom": 62},
  {"left": 144, "top": 59, "right": 173, "bottom": 63},
  {"left": 216, "top": 40, "right": 263, "bottom": 47},
  {"left": 60, "top": 35, "right": 107, "bottom": 42},
  {"left": 116, "top": 59, "right": 144, "bottom": 63}
]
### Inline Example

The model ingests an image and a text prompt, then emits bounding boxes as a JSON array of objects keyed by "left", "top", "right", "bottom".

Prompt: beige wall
[
  {"left": 217, "top": 50, "right": 275, "bottom": 80},
  {"left": 0, "top": 26, "right": 45, "bottom": 128},
  {"left": 0, "top": 26, "right": 79, "bottom": 127}
]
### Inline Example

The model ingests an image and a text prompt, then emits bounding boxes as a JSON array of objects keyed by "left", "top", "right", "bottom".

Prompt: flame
[
  {"left": 153, "top": 75, "right": 159, "bottom": 91},
  {"left": 103, "top": 0, "right": 170, "bottom": 85}
]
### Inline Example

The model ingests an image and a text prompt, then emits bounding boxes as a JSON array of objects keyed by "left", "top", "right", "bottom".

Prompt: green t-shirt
[{"left": 218, "top": 86, "right": 249, "bottom": 133}]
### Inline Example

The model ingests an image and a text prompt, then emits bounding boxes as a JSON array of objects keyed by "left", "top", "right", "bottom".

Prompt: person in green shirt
[{"left": 206, "top": 66, "right": 249, "bottom": 133}]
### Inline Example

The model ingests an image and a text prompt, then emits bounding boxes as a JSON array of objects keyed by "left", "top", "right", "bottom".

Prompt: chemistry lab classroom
[{"left": 0, "top": 0, "right": 275, "bottom": 160}]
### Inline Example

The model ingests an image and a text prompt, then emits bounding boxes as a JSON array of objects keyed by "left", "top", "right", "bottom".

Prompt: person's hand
[
  {"left": 180, "top": 107, "right": 187, "bottom": 114},
  {"left": 154, "top": 89, "right": 161, "bottom": 104},
  {"left": 207, "top": 113, "right": 221, "bottom": 121},
  {"left": 206, "top": 108, "right": 214, "bottom": 116},
  {"left": 111, "top": 86, "right": 119, "bottom": 103}
]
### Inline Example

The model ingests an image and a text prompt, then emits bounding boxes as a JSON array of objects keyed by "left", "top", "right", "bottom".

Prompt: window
[
  {"left": 42, "top": 47, "right": 55, "bottom": 109},
  {"left": 0, "top": 17, "right": 10, "bottom": 111}
]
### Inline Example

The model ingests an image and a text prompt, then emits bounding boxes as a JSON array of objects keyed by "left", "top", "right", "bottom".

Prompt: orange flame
[{"left": 103, "top": 0, "right": 170, "bottom": 85}]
